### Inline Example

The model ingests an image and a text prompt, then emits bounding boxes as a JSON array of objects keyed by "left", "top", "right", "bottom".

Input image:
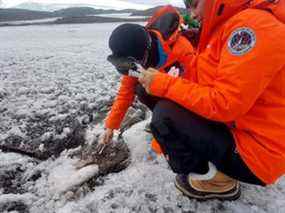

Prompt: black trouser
[{"left": 135, "top": 85, "right": 265, "bottom": 186}]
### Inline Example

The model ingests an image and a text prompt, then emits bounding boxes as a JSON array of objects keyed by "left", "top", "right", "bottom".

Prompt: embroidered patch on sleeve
[{"left": 227, "top": 27, "right": 256, "bottom": 56}]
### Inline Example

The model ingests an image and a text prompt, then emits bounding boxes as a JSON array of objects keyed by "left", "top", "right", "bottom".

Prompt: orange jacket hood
[{"left": 199, "top": 0, "right": 285, "bottom": 51}]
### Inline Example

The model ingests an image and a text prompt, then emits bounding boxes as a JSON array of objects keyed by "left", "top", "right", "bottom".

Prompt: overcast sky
[{"left": 1, "top": 0, "right": 184, "bottom": 8}]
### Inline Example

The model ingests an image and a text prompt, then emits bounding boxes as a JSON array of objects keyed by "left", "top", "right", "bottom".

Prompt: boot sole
[{"left": 175, "top": 175, "right": 241, "bottom": 202}]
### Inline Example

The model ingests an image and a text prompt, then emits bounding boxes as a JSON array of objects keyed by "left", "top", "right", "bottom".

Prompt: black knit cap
[{"left": 109, "top": 23, "right": 150, "bottom": 61}]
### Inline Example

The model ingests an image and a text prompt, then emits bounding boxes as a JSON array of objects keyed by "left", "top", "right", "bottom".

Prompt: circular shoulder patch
[{"left": 227, "top": 27, "right": 256, "bottom": 56}]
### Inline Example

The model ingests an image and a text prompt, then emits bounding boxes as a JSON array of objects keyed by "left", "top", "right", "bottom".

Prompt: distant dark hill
[
  {"left": 131, "top": 6, "right": 186, "bottom": 16},
  {"left": 54, "top": 16, "right": 147, "bottom": 24},
  {"left": 53, "top": 7, "right": 138, "bottom": 17},
  {"left": 0, "top": 6, "right": 188, "bottom": 23},
  {"left": 53, "top": 7, "right": 99, "bottom": 17},
  {"left": 0, "top": 7, "right": 140, "bottom": 22},
  {"left": 0, "top": 6, "right": 188, "bottom": 25},
  {"left": 0, "top": 8, "right": 53, "bottom": 22}
]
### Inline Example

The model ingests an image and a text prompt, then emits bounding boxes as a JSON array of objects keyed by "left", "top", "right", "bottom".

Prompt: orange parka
[
  {"left": 106, "top": 1, "right": 285, "bottom": 184},
  {"left": 149, "top": 0, "right": 285, "bottom": 184}
]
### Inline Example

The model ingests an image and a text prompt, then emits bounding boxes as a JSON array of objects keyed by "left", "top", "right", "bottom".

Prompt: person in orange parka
[
  {"left": 138, "top": 0, "right": 285, "bottom": 201},
  {"left": 103, "top": 7, "right": 196, "bottom": 147}
]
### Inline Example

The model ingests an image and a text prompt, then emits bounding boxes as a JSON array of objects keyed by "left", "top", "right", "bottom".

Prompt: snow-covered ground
[
  {"left": 0, "top": 23, "right": 121, "bottom": 158},
  {"left": 0, "top": 23, "right": 284, "bottom": 213}
]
